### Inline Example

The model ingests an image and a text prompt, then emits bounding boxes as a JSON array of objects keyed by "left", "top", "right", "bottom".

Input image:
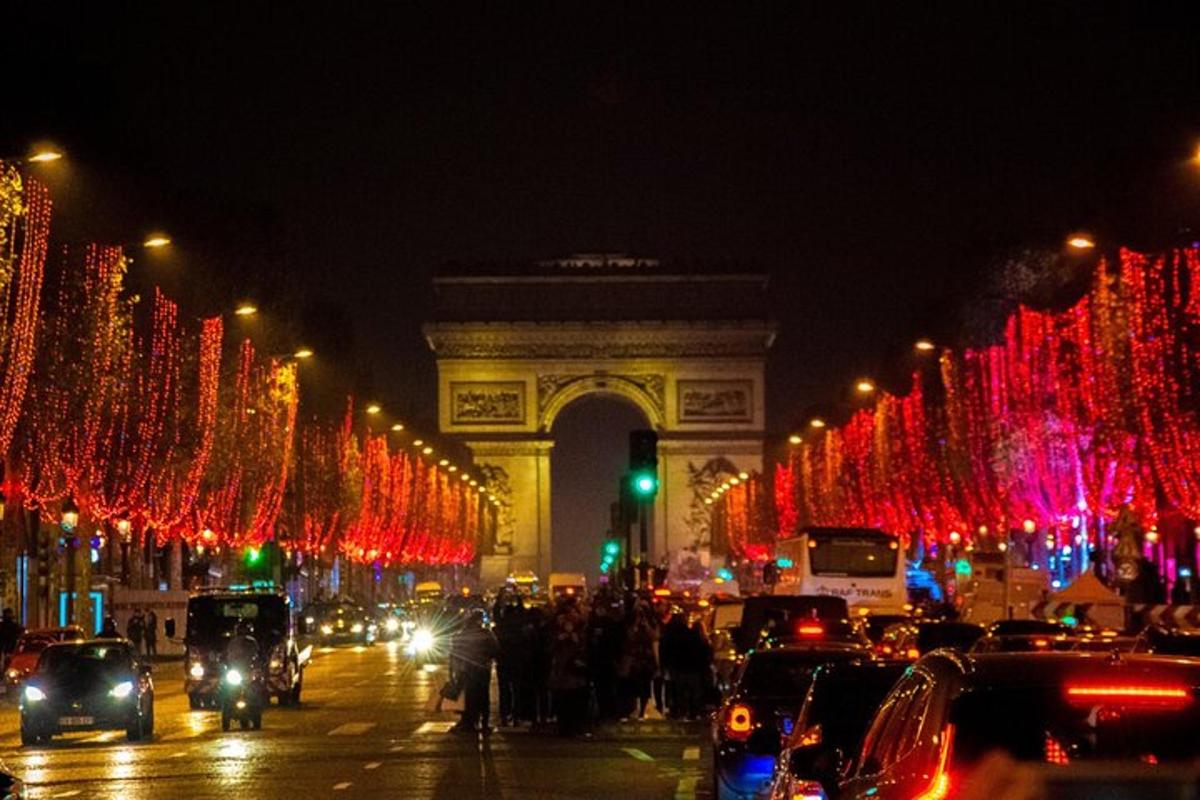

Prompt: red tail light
[
  {"left": 1065, "top": 684, "right": 1192, "bottom": 709},
  {"left": 1044, "top": 733, "right": 1070, "bottom": 765},
  {"left": 913, "top": 724, "right": 954, "bottom": 800},
  {"left": 796, "top": 623, "right": 824, "bottom": 638},
  {"left": 724, "top": 703, "right": 753, "bottom": 740}
]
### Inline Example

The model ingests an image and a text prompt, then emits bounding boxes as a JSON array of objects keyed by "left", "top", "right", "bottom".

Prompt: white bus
[{"left": 773, "top": 527, "right": 907, "bottom": 615}]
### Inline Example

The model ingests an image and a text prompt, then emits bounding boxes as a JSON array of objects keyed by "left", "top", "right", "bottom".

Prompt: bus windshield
[{"left": 808, "top": 530, "right": 898, "bottom": 577}]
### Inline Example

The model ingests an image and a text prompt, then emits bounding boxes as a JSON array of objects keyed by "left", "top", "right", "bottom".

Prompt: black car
[
  {"left": 20, "top": 639, "right": 154, "bottom": 745},
  {"left": 840, "top": 651, "right": 1200, "bottom": 800},
  {"left": 769, "top": 660, "right": 908, "bottom": 800},
  {"left": 713, "top": 643, "right": 866, "bottom": 800},
  {"left": 1132, "top": 625, "right": 1200, "bottom": 657},
  {"left": 180, "top": 589, "right": 305, "bottom": 708},
  {"left": 734, "top": 595, "right": 852, "bottom": 653}
]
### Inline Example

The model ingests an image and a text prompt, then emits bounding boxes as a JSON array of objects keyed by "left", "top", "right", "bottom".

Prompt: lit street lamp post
[{"left": 61, "top": 497, "right": 80, "bottom": 625}]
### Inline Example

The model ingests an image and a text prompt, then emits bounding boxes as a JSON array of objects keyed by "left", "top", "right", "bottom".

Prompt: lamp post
[{"left": 61, "top": 497, "right": 79, "bottom": 625}]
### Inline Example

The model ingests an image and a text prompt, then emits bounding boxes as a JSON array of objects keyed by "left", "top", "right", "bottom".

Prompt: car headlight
[
  {"left": 225, "top": 669, "right": 243, "bottom": 687},
  {"left": 320, "top": 624, "right": 334, "bottom": 636},
  {"left": 305, "top": 616, "right": 315, "bottom": 625},
  {"left": 385, "top": 618, "right": 400, "bottom": 633},
  {"left": 351, "top": 623, "right": 364, "bottom": 634},
  {"left": 23, "top": 685, "right": 45, "bottom": 703},
  {"left": 109, "top": 681, "right": 134, "bottom": 699},
  {"left": 412, "top": 628, "right": 435, "bottom": 653},
  {"left": 6, "top": 668, "right": 20, "bottom": 680},
  {"left": 189, "top": 663, "right": 205, "bottom": 679}
]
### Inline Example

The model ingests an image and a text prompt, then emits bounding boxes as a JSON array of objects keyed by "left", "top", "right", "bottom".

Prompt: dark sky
[{"left": 5, "top": 3, "right": 1200, "bottom": 434}]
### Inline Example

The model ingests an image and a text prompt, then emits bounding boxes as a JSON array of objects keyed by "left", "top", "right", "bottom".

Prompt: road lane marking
[
  {"left": 416, "top": 721, "right": 455, "bottom": 734},
  {"left": 364, "top": 761, "right": 382, "bottom": 770},
  {"left": 53, "top": 791, "right": 82, "bottom": 798},
  {"left": 682, "top": 746, "right": 699, "bottom": 760},
  {"left": 333, "top": 782, "right": 352, "bottom": 791},
  {"left": 329, "top": 722, "right": 377, "bottom": 736},
  {"left": 674, "top": 776, "right": 698, "bottom": 800},
  {"left": 622, "top": 747, "right": 654, "bottom": 762}
]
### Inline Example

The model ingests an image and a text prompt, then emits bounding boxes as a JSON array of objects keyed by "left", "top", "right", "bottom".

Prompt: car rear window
[
  {"left": 1150, "top": 636, "right": 1200, "bottom": 657},
  {"left": 951, "top": 683, "right": 1200, "bottom": 766},
  {"left": 738, "top": 651, "right": 859, "bottom": 698},
  {"left": 917, "top": 624, "right": 983, "bottom": 652},
  {"left": 804, "top": 670, "right": 906, "bottom": 748}
]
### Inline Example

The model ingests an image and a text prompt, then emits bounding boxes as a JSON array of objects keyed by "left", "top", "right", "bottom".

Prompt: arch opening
[{"left": 550, "top": 393, "right": 654, "bottom": 579}]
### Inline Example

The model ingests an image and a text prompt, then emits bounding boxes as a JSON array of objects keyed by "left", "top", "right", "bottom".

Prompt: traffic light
[
  {"left": 600, "top": 539, "right": 621, "bottom": 573},
  {"left": 244, "top": 546, "right": 263, "bottom": 566},
  {"left": 629, "top": 429, "right": 658, "bottom": 499}
]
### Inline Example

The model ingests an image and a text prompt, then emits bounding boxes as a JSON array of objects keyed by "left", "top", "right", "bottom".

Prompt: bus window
[{"left": 809, "top": 535, "right": 898, "bottom": 577}]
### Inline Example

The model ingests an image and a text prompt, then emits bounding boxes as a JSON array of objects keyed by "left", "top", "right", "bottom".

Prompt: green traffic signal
[
  {"left": 604, "top": 540, "right": 620, "bottom": 557},
  {"left": 245, "top": 546, "right": 262, "bottom": 565},
  {"left": 632, "top": 472, "right": 657, "bottom": 497}
]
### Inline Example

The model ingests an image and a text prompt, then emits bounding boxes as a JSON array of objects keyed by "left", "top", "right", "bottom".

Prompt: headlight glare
[
  {"left": 23, "top": 685, "right": 45, "bottom": 702},
  {"left": 109, "top": 681, "right": 134, "bottom": 699},
  {"left": 320, "top": 624, "right": 334, "bottom": 636},
  {"left": 189, "top": 662, "right": 205, "bottom": 679},
  {"left": 225, "top": 669, "right": 243, "bottom": 686},
  {"left": 412, "top": 628, "right": 435, "bottom": 653},
  {"left": 351, "top": 623, "right": 364, "bottom": 634},
  {"left": 385, "top": 618, "right": 400, "bottom": 632}
]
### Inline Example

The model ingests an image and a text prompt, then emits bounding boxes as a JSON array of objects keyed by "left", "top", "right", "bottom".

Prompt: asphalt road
[{"left": 0, "top": 642, "right": 712, "bottom": 799}]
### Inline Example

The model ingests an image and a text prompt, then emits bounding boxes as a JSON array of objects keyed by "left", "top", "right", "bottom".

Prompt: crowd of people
[{"left": 447, "top": 586, "right": 715, "bottom": 736}]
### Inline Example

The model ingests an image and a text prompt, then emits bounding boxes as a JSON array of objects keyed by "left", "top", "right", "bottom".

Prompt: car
[
  {"left": 986, "top": 618, "right": 1068, "bottom": 637},
  {"left": 713, "top": 643, "right": 867, "bottom": 800},
  {"left": 839, "top": 650, "right": 1200, "bottom": 800},
  {"left": 769, "top": 660, "right": 908, "bottom": 800},
  {"left": 733, "top": 595, "right": 851, "bottom": 653},
  {"left": 1072, "top": 631, "right": 1136, "bottom": 653},
  {"left": 311, "top": 601, "right": 378, "bottom": 645},
  {"left": 970, "top": 631, "right": 1074, "bottom": 653},
  {"left": 20, "top": 639, "right": 154, "bottom": 745},
  {"left": 860, "top": 614, "right": 910, "bottom": 647},
  {"left": 877, "top": 620, "right": 984, "bottom": 660},
  {"left": 4, "top": 626, "right": 86, "bottom": 693},
  {"left": 180, "top": 588, "right": 305, "bottom": 708},
  {"left": 1131, "top": 625, "right": 1200, "bottom": 657},
  {"left": 758, "top": 617, "right": 872, "bottom": 651},
  {"left": 374, "top": 603, "right": 412, "bottom": 641}
]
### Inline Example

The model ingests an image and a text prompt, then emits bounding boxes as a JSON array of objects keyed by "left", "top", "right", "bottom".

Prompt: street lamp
[
  {"left": 365, "top": 403, "right": 382, "bottom": 415},
  {"left": 390, "top": 423, "right": 404, "bottom": 432},
  {"left": 234, "top": 303, "right": 258, "bottom": 317},
  {"left": 142, "top": 234, "right": 172, "bottom": 249},
  {"left": 855, "top": 379, "right": 876, "bottom": 394},
  {"left": 1067, "top": 234, "right": 1096, "bottom": 250},
  {"left": 809, "top": 417, "right": 827, "bottom": 429},
  {"left": 788, "top": 434, "right": 802, "bottom": 445},
  {"left": 61, "top": 497, "right": 80, "bottom": 531},
  {"left": 27, "top": 148, "right": 63, "bottom": 164},
  {"left": 293, "top": 347, "right": 314, "bottom": 360},
  {"left": 915, "top": 338, "right": 936, "bottom": 352}
]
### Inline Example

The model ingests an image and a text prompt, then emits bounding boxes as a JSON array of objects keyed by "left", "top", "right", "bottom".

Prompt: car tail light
[
  {"left": 905, "top": 648, "right": 921, "bottom": 660},
  {"left": 1044, "top": 733, "right": 1070, "bottom": 765},
  {"left": 724, "top": 703, "right": 753, "bottom": 740},
  {"left": 789, "top": 782, "right": 827, "bottom": 800},
  {"left": 1033, "top": 638, "right": 1050, "bottom": 648},
  {"left": 796, "top": 623, "right": 824, "bottom": 638},
  {"left": 1065, "top": 684, "right": 1192, "bottom": 709},
  {"left": 912, "top": 724, "right": 954, "bottom": 800}
]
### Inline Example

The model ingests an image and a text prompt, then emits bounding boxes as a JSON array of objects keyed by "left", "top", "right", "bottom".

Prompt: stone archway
[{"left": 424, "top": 255, "right": 775, "bottom": 584}]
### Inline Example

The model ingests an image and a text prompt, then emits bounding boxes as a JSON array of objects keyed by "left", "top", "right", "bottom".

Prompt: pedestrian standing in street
[
  {"left": 549, "top": 596, "right": 590, "bottom": 737},
  {"left": 127, "top": 609, "right": 145, "bottom": 654},
  {"left": 657, "top": 611, "right": 688, "bottom": 718},
  {"left": 449, "top": 609, "right": 500, "bottom": 734},
  {"left": 619, "top": 603, "right": 658, "bottom": 720},
  {"left": 144, "top": 609, "right": 158, "bottom": 657},
  {"left": 524, "top": 604, "right": 554, "bottom": 728},
  {"left": 0, "top": 608, "right": 23, "bottom": 668},
  {"left": 493, "top": 591, "right": 526, "bottom": 727}
]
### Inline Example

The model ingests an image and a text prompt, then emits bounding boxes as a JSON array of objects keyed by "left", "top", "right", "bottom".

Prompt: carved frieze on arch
[{"left": 537, "top": 372, "right": 666, "bottom": 432}]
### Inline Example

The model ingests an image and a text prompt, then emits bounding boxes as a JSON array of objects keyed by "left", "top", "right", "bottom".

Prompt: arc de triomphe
[{"left": 424, "top": 255, "right": 775, "bottom": 584}]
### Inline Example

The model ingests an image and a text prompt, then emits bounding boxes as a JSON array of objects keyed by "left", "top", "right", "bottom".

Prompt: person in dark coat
[
  {"left": 144, "top": 609, "right": 158, "bottom": 657},
  {"left": 492, "top": 592, "right": 527, "bottom": 727},
  {"left": 657, "top": 612, "right": 689, "bottom": 718},
  {"left": 126, "top": 610, "right": 145, "bottom": 654},
  {"left": 99, "top": 615, "right": 120, "bottom": 638},
  {"left": 449, "top": 609, "right": 500, "bottom": 734},
  {"left": 549, "top": 597, "right": 590, "bottom": 737},
  {"left": 620, "top": 604, "right": 658, "bottom": 719},
  {"left": 0, "top": 608, "right": 23, "bottom": 666}
]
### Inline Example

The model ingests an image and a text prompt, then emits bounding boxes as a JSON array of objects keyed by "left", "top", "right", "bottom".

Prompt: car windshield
[
  {"left": 187, "top": 596, "right": 287, "bottom": 645},
  {"left": 739, "top": 651, "right": 861, "bottom": 698},
  {"left": 951, "top": 684, "right": 1200, "bottom": 766},
  {"left": 38, "top": 644, "right": 131, "bottom": 675}
]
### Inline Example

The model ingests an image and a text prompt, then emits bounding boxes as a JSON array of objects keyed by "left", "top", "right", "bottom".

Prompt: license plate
[{"left": 58, "top": 715, "right": 94, "bottom": 727}]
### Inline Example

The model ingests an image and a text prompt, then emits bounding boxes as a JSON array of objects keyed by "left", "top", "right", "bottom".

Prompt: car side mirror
[{"left": 164, "top": 618, "right": 176, "bottom": 639}]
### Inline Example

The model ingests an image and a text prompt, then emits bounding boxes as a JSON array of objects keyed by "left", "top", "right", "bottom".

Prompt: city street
[{"left": 0, "top": 644, "right": 710, "bottom": 799}]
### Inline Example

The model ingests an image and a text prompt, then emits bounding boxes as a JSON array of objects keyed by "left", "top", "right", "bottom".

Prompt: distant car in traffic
[
  {"left": 839, "top": 650, "right": 1200, "bottom": 799},
  {"left": 1072, "top": 631, "right": 1136, "bottom": 653},
  {"left": 4, "top": 626, "right": 86, "bottom": 693},
  {"left": 713, "top": 643, "right": 866, "bottom": 800},
  {"left": 877, "top": 620, "right": 984, "bottom": 660},
  {"left": 769, "top": 659, "right": 908, "bottom": 800},
  {"left": 733, "top": 595, "right": 850, "bottom": 654},
  {"left": 311, "top": 601, "right": 378, "bottom": 645},
  {"left": 1132, "top": 625, "right": 1200, "bottom": 657},
  {"left": 20, "top": 639, "right": 154, "bottom": 745}
]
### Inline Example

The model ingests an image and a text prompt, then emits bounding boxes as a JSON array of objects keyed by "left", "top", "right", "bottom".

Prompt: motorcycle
[{"left": 219, "top": 663, "right": 265, "bottom": 731}]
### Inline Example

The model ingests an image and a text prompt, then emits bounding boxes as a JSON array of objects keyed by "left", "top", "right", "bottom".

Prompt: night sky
[{"left": 4, "top": 5, "right": 1200, "bottom": 560}]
